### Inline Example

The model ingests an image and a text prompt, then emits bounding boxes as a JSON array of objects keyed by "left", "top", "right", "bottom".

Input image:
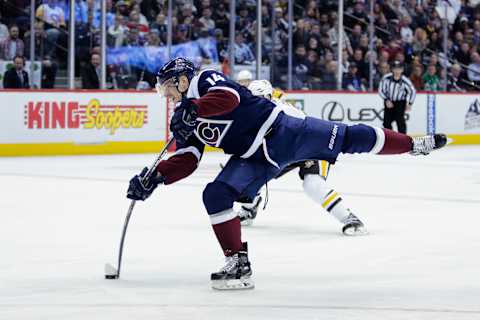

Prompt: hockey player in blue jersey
[{"left": 127, "top": 57, "right": 448, "bottom": 290}]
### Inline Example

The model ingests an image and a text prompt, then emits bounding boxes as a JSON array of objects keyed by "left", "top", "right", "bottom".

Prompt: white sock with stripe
[{"left": 303, "top": 174, "right": 351, "bottom": 224}]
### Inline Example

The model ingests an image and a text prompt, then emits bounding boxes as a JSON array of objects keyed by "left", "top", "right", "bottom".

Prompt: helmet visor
[{"left": 155, "top": 76, "right": 176, "bottom": 97}]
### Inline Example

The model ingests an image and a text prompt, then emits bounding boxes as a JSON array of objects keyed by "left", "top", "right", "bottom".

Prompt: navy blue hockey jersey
[{"left": 180, "top": 69, "right": 282, "bottom": 157}]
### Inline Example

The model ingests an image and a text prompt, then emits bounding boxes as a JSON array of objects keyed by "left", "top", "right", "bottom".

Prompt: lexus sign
[{"left": 321, "top": 101, "right": 409, "bottom": 122}]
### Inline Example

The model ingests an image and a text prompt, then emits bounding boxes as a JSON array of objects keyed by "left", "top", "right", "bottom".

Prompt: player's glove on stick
[
  {"left": 127, "top": 167, "right": 165, "bottom": 201},
  {"left": 170, "top": 98, "right": 198, "bottom": 144}
]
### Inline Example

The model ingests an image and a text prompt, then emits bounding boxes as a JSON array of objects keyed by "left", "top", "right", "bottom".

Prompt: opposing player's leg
[
  {"left": 236, "top": 194, "right": 263, "bottom": 226},
  {"left": 300, "top": 160, "right": 367, "bottom": 236},
  {"left": 203, "top": 155, "right": 280, "bottom": 290},
  {"left": 234, "top": 162, "right": 302, "bottom": 226}
]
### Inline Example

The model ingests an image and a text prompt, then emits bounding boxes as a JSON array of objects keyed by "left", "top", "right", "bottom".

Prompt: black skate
[
  {"left": 211, "top": 243, "right": 254, "bottom": 290},
  {"left": 410, "top": 134, "right": 449, "bottom": 156},
  {"left": 237, "top": 196, "right": 262, "bottom": 226},
  {"left": 342, "top": 213, "right": 368, "bottom": 236}
]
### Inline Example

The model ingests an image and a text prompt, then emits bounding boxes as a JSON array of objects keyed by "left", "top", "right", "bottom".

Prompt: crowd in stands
[{"left": 0, "top": 0, "right": 479, "bottom": 91}]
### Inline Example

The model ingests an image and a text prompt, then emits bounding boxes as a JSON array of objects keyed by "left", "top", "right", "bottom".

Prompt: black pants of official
[{"left": 383, "top": 100, "right": 407, "bottom": 134}]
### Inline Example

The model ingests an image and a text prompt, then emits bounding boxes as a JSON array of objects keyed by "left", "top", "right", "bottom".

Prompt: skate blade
[
  {"left": 343, "top": 227, "right": 369, "bottom": 236},
  {"left": 240, "top": 219, "right": 253, "bottom": 227},
  {"left": 211, "top": 277, "right": 255, "bottom": 290}
]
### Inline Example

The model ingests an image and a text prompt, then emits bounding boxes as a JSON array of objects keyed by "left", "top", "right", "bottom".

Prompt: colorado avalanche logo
[{"left": 194, "top": 118, "right": 233, "bottom": 147}]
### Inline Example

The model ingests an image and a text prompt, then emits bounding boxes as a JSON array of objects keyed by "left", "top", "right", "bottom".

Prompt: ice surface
[{"left": 1, "top": 146, "right": 479, "bottom": 320}]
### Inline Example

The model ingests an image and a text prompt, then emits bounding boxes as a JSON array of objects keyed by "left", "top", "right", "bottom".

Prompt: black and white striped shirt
[{"left": 378, "top": 73, "right": 416, "bottom": 104}]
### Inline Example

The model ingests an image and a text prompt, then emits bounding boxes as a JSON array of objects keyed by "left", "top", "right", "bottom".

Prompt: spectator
[
  {"left": 351, "top": 48, "right": 368, "bottom": 82},
  {"left": 174, "top": 24, "right": 190, "bottom": 44},
  {"left": 139, "top": 0, "right": 162, "bottom": 22},
  {"left": 357, "top": 34, "right": 370, "bottom": 56},
  {"left": 128, "top": 9, "right": 149, "bottom": 34},
  {"left": 24, "top": 21, "right": 47, "bottom": 59},
  {"left": 81, "top": 53, "right": 100, "bottom": 89},
  {"left": 0, "top": 25, "right": 24, "bottom": 60},
  {"left": 108, "top": 14, "right": 128, "bottom": 48},
  {"left": 410, "top": 64, "right": 424, "bottom": 91},
  {"left": 448, "top": 64, "right": 467, "bottom": 92},
  {"left": 3, "top": 55, "right": 29, "bottom": 89},
  {"left": 36, "top": 0, "right": 66, "bottom": 57},
  {"left": 198, "top": 7, "right": 215, "bottom": 32},
  {"left": 345, "top": 0, "right": 368, "bottom": 28},
  {"left": 213, "top": 3, "right": 229, "bottom": 38},
  {"left": 467, "top": 52, "right": 480, "bottom": 86},
  {"left": 319, "top": 48, "right": 334, "bottom": 74},
  {"left": 132, "top": 4, "right": 149, "bottom": 29},
  {"left": 400, "top": 15, "right": 414, "bottom": 44},
  {"left": 293, "top": 19, "right": 309, "bottom": 47},
  {"left": 0, "top": 12, "right": 9, "bottom": 43},
  {"left": 423, "top": 64, "right": 441, "bottom": 91},
  {"left": 321, "top": 60, "right": 337, "bottom": 90},
  {"left": 374, "top": 61, "right": 391, "bottom": 89},
  {"left": 124, "top": 27, "right": 143, "bottom": 46},
  {"left": 4, "top": 0, "right": 479, "bottom": 93},
  {"left": 306, "top": 36, "right": 320, "bottom": 55},
  {"left": 349, "top": 24, "right": 363, "bottom": 50},
  {"left": 307, "top": 50, "right": 321, "bottom": 86},
  {"left": 328, "top": 19, "right": 352, "bottom": 55},
  {"left": 150, "top": 13, "right": 167, "bottom": 43},
  {"left": 292, "top": 44, "right": 311, "bottom": 89},
  {"left": 145, "top": 30, "right": 162, "bottom": 46},
  {"left": 412, "top": 28, "right": 428, "bottom": 54},
  {"left": 473, "top": 20, "right": 480, "bottom": 46},
  {"left": 343, "top": 62, "right": 365, "bottom": 91},
  {"left": 454, "top": 42, "right": 471, "bottom": 65},
  {"left": 41, "top": 55, "right": 57, "bottom": 89},
  {"left": 116, "top": 1, "right": 130, "bottom": 17},
  {"left": 234, "top": 33, "right": 255, "bottom": 65},
  {"left": 385, "top": 39, "right": 403, "bottom": 63}
]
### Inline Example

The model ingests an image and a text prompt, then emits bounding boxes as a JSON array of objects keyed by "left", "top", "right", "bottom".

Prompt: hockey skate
[
  {"left": 237, "top": 196, "right": 262, "bottom": 226},
  {"left": 211, "top": 243, "right": 254, "bottom": 290},
  {"left": 410, "top": 133, "right": 449, "bottom": 156},
  {"left": 342, "top": 213, "right": 368, "bottom": 236}
]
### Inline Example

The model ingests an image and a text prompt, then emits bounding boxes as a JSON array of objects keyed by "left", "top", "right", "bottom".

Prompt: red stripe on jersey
[
  {"left": 156, "top": 153, "right": 198, "bottom": 184},
  {"left": 194, "top": 90, "right": 240, "bottom": 117}
]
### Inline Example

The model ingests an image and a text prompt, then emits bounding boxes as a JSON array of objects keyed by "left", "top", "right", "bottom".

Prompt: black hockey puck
[{"left": 105, "top": 274, "right": 119, "bottom": 279}]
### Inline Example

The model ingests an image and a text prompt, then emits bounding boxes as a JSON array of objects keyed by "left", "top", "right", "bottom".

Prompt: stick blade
[{"left": 104, "top": 263, "right": 119, "bottom": 279}]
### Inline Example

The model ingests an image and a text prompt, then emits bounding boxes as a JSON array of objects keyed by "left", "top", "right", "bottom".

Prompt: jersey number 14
[{"left": 206, "top": 74, "right": 226, "bottom": 86}]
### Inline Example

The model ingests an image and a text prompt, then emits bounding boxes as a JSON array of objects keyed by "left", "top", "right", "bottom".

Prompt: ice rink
[{"left": 1, "top": 146, "right": 479, "bottom": 320}]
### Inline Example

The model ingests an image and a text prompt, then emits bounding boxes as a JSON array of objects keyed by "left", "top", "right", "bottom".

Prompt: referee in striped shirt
[{"left": 378, "top": 61, "right": 416, "bottom": 133}]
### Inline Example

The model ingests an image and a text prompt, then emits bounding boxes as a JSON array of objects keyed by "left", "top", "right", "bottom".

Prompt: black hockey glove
[
  {"left": 170, "top": 98, "right": 198, "bottom": 144},
  {"left": 127, "top": 167, "right": 165, "bottom": 201}
]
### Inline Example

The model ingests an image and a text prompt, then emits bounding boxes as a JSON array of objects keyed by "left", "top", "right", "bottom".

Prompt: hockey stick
[{"left": 105, "top": 137, "right": 175, "bottom": 279}]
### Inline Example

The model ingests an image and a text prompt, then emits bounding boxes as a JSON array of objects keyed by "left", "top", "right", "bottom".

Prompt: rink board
[{"left": 0, "top": 90, "right": 479, "bottom": 156}]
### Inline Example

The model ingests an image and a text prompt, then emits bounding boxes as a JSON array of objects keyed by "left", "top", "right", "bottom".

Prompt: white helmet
[
  {"left": 248, "top": 80, "right": 273, "bottom": 99},
  {"left": 236, "top": 69, "right": 253, "bottom": 81}
]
